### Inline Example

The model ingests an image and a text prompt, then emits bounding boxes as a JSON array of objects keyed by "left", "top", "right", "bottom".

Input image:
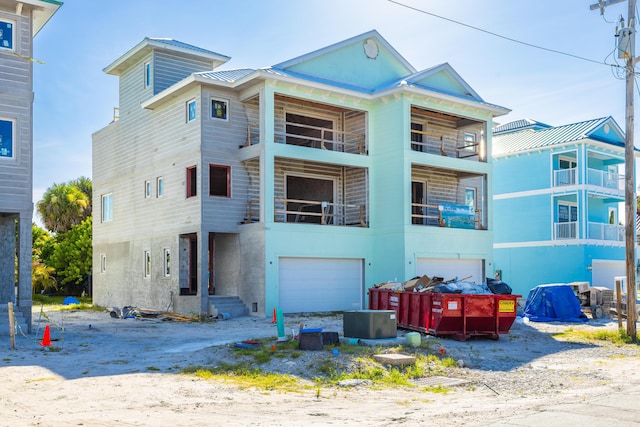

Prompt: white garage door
[
  {"left": 591, "top": 260, "right": 625, "bottom": 289},
  {"left": 279, "top": 258, "right": 363, "bottom": 313},
  {"left": 416, "top": 258, "right": 484, "bottom": 283}
]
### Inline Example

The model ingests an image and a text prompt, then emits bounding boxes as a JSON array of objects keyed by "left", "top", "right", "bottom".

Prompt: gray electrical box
[{"left": 343, "top": 310, "right": 397, "bottom": 339}]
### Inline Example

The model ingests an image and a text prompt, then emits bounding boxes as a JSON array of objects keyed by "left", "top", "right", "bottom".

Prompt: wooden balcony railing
[
  {"left": 274, "top": 198, "right": 367, "bottom": 227},
  {"left": 410, "top": 130, "right": 484, "bottom": 161}
]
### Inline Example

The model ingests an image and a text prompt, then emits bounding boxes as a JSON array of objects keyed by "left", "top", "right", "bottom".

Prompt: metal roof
[
  {"left": 492, "top": 117, "right": 623, "bottom": 155},
  {"left": 147, "top": 38, "right": 229, "bottom": 60},
  {"left": 493, "top": 118, "right": 551, "bottom": 135},
  {"left": 197, "top": 68, "right": 255, "bottom": 83}
]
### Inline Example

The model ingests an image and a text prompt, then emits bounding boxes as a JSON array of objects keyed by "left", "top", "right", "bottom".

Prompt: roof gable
[
  {"left": 271, "top": 30, "right": 416, "bottom": 92},
  {"left": 586, "top": 117, "right": 624, "bottom": 144},
  {"left": 406, "top": 63, "right": 483, "bottom": 101},
  {"left": 493, "top": 117, "right": 626, "bottom": 156}
]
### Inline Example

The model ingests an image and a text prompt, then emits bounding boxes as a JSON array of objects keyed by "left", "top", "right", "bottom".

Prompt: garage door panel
[
  {"left": 279, "top": 258, "right": 363, "bottom": 313},
  {"left": 592, "top": 260, "right": 625, "bottom": 289}
]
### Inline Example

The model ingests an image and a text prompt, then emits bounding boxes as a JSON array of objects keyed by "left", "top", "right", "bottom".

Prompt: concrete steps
[
  {"left": 0, "top": 304, "right": 29, "bottom": 336},
  {"left": 208, "top": 296, "right": 249, "bottom": 319}
]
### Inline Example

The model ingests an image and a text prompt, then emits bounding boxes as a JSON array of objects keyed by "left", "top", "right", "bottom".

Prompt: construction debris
[
  {"left": 372, "top": 275, "right": 500, "bottom": 294},
  {"left": 108, "top": 306, "right": 200, "bottom": 322}
]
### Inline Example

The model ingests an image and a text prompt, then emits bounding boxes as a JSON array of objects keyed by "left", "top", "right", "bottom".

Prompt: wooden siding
[
  {"left": 201, "top": 87, "right": 251, "bottom": 232},
  {"left": 0, "top": 9, "right": 32, "bottom": 212},
  {"left": 154, "top": 50, "right": 213, "bottom": 94}
]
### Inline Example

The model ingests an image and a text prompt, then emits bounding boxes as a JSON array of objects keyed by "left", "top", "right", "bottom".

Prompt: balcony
[
  {"left": 242, "top": 157, "right": 369, "bottom": 227},
  {"left": 410, "top": 106, "right": 486, "bottom": 162},
  {"left": 588, "top": 222, "right": 624, "bottom": 242},
  {"left": 411, "top": 165, "right": 487, "bottom": 229},
  {"left": 553, "top": 167, "right": 623, "bottom": 197},
  {"left": 554, "top": 221, "right": 577, "bottom": 239},
  {"left": 240, "top": 95, "right": 367, "bottom": 154}
]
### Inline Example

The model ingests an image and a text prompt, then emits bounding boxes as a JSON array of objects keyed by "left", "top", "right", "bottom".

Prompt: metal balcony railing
[
  {"left": 554, "top": 221, "right": 577, "bottom": 239},
  {"left": 588, "top": 222, "right": 624, "bottom": 241}
]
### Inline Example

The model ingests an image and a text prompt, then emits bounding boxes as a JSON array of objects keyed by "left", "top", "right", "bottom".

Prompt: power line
[{"left": 387, "top": 0, "right": 619, "bottom": 68}]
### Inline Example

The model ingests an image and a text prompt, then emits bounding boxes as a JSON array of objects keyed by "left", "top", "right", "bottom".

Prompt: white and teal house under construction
[{"left": 92, "top": 30, "right": 510, "bottom": 317}]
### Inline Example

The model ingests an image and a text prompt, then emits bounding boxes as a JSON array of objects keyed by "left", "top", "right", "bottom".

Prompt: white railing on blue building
[
  {"left": 554, "top": 221, "right": 577, "bottom": 239},
  {"left": 588, "top": 222, "right": 624, "bottom": 241},
  {"left": 586, "top": 168, "right": 623, "bottom": 193},
  {"left": 553, "top": 169, "right": 576, "bottom": 186}
]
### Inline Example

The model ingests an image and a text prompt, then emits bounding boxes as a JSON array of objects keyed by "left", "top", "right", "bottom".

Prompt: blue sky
[{"left": 32, "top": 0, "right": 632, "bottom": 204}]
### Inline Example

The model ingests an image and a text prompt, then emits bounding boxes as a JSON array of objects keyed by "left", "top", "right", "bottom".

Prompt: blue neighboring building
[{"left": 492, "top": 117, "right": 633, "bottom": 297}]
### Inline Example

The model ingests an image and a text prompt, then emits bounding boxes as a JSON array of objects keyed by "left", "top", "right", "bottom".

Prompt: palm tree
[{"left": 37, "top": 182, "right": 91, "bottom": 233}]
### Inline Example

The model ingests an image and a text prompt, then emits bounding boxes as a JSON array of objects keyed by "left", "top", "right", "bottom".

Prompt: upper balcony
[
  {"left": 410, "top": 106, "right": 486, "bottom": 162},
  {"left": 242, "top": 95, "right": 367, "bottom": 155},
  {"left": 552, "top": 151, "right": 624, "bottom": 198}
]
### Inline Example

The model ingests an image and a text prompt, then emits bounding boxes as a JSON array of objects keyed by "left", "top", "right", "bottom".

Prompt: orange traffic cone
[
  {"left": 39, "top": 325, "right": 52, "bottom": 347},
  {"left": 271, "top": 308, "right": 277, "bottom": 323}
]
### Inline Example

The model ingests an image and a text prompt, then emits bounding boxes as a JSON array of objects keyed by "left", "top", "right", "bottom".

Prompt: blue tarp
[
  {"left": 521, "top": 284, "right": 588, "bottom": 323},
  {"left": 62, "top": 296, "right": 80, "bottom": 305}
]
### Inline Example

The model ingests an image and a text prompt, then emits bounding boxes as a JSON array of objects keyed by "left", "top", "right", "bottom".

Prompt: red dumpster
[
  {"left": 368, "top": 287, "right": 520, "bottom": 340},
  {"left": 429, "top": 293, "right": 520, "bottom": 340}
]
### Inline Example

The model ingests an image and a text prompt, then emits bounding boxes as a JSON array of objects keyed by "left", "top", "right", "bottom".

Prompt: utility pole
[{"left": 591, "top": 0, "right": 637, "bottom": 340}]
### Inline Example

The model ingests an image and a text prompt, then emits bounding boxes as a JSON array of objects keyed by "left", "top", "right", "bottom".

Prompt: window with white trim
[
  {"left": 144, "top": 61, "right": 151, "bottom": 88},
  {"left": 145, "top": 180, "right": 152, "bottom": 198},
  {"left": 0, "top": 20, "right": 14, "bottom": 50},
  {"left": 211, "top": 98, "right": 228, "bottom": 121},
  {"left": 463, "top": 132, "right": 477, "bottom": 152},
  {"left": 157, "top": 176, "right": 164, "bottom": 197},
  {"left": 164, "top": 248, "right": 171, "bottom": 277},
  {"left": 144, "top": 250, "right": 151, "bottom": 278},
  {"left": 101, "top": 193, "right": 113, "bottom": 222},
  {"left": 187, "top": 98, "right": 196, "bottom": 122},
  {"left": 0, "top": 117, "right": 14, "bottom": 159}
]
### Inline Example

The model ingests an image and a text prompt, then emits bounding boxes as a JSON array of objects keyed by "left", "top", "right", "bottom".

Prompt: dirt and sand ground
[{"left": 1, "top": 307, "right": 639, "bottom": 426}]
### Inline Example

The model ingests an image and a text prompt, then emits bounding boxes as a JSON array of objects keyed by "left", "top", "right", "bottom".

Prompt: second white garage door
[
  {"left": 591, "top": 259, "right": 625, "bottom": 289},
  {"left": 279, "top": 257, "right": 363, "bottom": 313}
]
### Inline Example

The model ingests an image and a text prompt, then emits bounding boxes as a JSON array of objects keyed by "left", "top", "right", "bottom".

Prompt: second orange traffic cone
[
  {"left": 271, "top": 308, "right": 277, "bottom": 323},
  {"left": 39, "top": 324, "right": 52, "bottom": 347}
]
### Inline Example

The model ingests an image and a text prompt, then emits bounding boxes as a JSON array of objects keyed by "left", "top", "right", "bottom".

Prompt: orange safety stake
[
  {"left": 271, "top": 308, "right": 277, "bottom": 323},
  {"left": 39, "top": 324, "right": 53, "bottom": 347}
]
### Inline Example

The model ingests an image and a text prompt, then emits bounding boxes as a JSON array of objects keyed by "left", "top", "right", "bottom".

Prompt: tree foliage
[
  {"left": 36, "top": 178, "right": 92, "bottom": 234},
  {"left": 48, "top": 217, "right": 92, "bottom": 292}
]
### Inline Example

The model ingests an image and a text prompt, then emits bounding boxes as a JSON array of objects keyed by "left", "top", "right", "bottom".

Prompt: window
[
  {"left": 211, "top": 98, "right": 228, "bottom": 121},
  {"left": 558, "top": 203, "right": 577, "bottom": 223},
  {"left": 0, "top": 20, "right": 14, "bottom": 50},
  {"left": 144, "top": 61, "right": 151, "bottom": 88},
  {"left": 0, "top": 118, "right": 14, "bottom": 159},
  {"left": 164, "top": 249, "right": 171, "bottom": 277},
  {"left": 559, "top": 158, "right": 576, "bottom": 169},
  {"left": 101, "top": 193, "right": 113, "bottom": 222},
  {"left": 145, "top": 180, "right": 152, "bottom": 198},
  {"left": 100, "top": 254, "right": 107, "bottom": 273},
  {"left": 411, "top": 181, "right": 427, "bottom": 225},
  {"left": 209, "top": 164, "right": 231, "bottom": 197},
  {"left": 157, "top": 177, "right": 164, "bottom": 197},
  {"left": 186, "top": 166, "right": 197, "bottom": 198},
  {"left": 465, "top": 187, "right": 476, "bottom": 209},
  {"left": 187, "top": 99, "right": 196, "bottom": 122},
  {"left": 144, "top": 251, "right": 151, "bottom": 278},
  {"left": 411, "top": 122, "right": 424, "bottom": 152},
  {"left": 463, "top": 132, "right": 477, "bottom": 152}
]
